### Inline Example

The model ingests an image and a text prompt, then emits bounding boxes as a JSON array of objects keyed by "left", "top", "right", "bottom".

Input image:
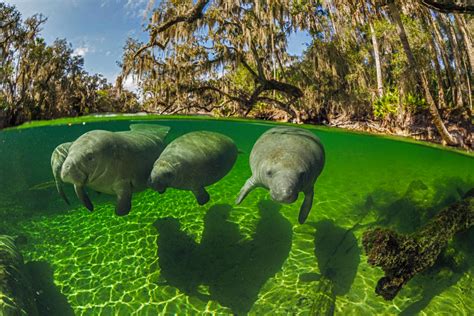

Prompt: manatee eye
[
  {"left": 162, "top": 170, "right": 173, "bottom": 179},
  {"left": 266, "top": 169, "right": 274, "bottom": 177},
  {"left": 85, "top": 153, "right": 94, "bottom": 161}
]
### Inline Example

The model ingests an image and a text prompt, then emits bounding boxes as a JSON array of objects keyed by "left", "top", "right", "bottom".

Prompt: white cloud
[
  {"left": 124, "top": 0, "right": 150, "bottom": 18},
  {"left": 123, "top": 75, "right": 140, "bottom": 93},
  {"left": 72, "top": 46, "right": 89, "bottom": 57},
  {"left": 71, "top": 37, "right": 98, "bottom": 57}
]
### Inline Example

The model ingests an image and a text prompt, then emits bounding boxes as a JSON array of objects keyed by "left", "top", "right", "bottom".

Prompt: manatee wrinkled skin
[
  {"left": 236, "top": 126, "right": 325, "bottom": 224},
  {"left": 52, "top": 124, "right": 170, "bottom": 215},
  {"left": 149, "top": 131, "right": 238, "bottom": 205}
]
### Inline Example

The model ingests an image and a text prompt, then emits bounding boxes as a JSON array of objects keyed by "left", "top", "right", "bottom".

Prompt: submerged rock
[
  {"left": 0, "top": 235, "right": 38, "bottom": 316},
  {"left": 363, "top": 189, "right": 474, "bottom": 300}
]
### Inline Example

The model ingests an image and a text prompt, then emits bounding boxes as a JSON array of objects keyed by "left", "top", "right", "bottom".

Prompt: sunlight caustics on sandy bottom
[{"left": 0, "top": 119, "right": 473, "bottom": 315}]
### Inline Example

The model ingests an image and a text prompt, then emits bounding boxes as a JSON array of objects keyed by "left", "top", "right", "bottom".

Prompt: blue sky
[{"left": 6, "top": 0, "right": 311, "bottom": 85}]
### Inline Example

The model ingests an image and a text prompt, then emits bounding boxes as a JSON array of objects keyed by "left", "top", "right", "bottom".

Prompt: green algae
[{"left": 0, "top": 118, "right": 473, "bottom": 315}]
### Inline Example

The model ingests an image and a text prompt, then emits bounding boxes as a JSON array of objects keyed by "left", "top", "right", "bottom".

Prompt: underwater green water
[{"left": 0, "top": 119, "right": 473, "bottom": 315}]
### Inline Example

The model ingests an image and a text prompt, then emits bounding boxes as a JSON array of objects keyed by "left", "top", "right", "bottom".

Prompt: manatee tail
[
  {"left": 129, "top": 124, "right": 170, "bottom": 140},
  {"left": 51, "top": 142, "right": 73, "bottom": 205}
]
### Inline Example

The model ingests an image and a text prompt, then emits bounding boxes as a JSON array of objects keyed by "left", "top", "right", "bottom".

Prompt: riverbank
[
  {"left": 2, "top": 113, "right": 472, "bottom": 157},
  {"left": 325, "top": 119, "right": 473, "bottom": 152}
]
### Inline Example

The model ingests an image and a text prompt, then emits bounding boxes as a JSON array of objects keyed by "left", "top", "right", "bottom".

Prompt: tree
[
  {"left": 0, "top": 3, "right": 140, "bottom": 128},
  {"left": 419, "top": 0, "right": 474, "bottom": 13},
  {"left": 384, "top": 0, "right": 459, "bottom": 145},
  {"left": 121, "top": 0, "right": 324, "bottom": 121}
]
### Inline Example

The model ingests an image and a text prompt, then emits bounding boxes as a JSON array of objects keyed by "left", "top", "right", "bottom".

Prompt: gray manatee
[
  {"left": 52, "top": 124, "right": 170, "bottom": 215},
  {"left": 236, "top": 126, "right": 325, "bottom": 224},
  {"left": 51, "top": 142, "right": 73, "bottom": 205},
  {"left": 148, "top": 131, "right": 238, "bottom": 205}
]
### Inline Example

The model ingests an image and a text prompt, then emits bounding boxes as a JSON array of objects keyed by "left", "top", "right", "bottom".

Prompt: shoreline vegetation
[{"left": 1, "top": 1, "right": 472, "bottom": 150}]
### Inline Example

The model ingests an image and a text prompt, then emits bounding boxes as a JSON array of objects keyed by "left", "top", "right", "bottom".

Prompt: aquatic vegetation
[
  {"left": 0, "top": 235, "right": 37, "bottom": 315},
  {"left": 363, "top": 189, "right": 474, "bottom": 300}
]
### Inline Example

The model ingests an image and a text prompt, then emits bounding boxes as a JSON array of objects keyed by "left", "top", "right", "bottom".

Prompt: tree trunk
[
  {"left": 422, "top": 11, "right": 447, "bottom": 108},
  {"left": 370, "top": 21, "right": 384, "bottom": 97},
  {"left": 454, "top": 14, "right": 473, "bottom": 110},
  {"left": 454, "top": 14, "right": 474, "bottom": 73},
  {"left": 387, "top": 1, "right": 458, "bottom": 146},
  {"left": 428, "top": 34, "right": 448, "bottom": 109},
  {"left": 420, "top": 0, "right": 474, "bottom": 13},
  {"left": 429, "top": 13, "right": 457, "bottom": 106},
  {"left": 439, "top": 13, "right": 466, "bottom": 108}
]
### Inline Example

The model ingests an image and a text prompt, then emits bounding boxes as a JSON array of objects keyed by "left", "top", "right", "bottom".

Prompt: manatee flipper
[
  {"left": 115, "top": 184, "right": 132, "bottom": 216},
  {"left": 74, "top": 184, "right": 94, "bottom": 211},
  {"left": 193, "top": 187, "right": 210, "bottom": 205},
  {"left": 235, "top": 177, "right": 258, "bottom": 205},
  {"left": 299, "top": 188, "right": 314, "bottom": 224},
  {"left": 51, "top": 142, "right": 73, "bottom": 205}
]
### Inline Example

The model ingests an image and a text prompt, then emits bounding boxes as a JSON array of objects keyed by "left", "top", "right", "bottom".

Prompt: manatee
[
  {"left": 51, "top": 142, "right": 73, "bottom": 205},
  {"left": 236, "top": 126, "right": 325, "bottom": 224},
  {"left": 52, "top": 124, "right": 170, "bottom": 215},
  {"left": 148, "top": 131, "right": 238, "bottom": 205}
]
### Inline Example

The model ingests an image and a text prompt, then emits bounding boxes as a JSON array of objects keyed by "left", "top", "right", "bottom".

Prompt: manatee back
[
  {"left": 159, "top": 131, "right": 238, "bottom": 188},
  {"left": 250, "top": 126, "right": 325, "bottom": 179},
  {"left": 129, "top": 124, "right": 170, "bottom": 140},
  {"left": 69, "top": 128, "right": 167, "bottom": 192},
  {"left": 121, "top": 124, "right": 170, "bottom": 150}
]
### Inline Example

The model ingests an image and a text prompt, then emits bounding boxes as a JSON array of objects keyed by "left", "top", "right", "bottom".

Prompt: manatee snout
[
  {"left": 270, "top": 185, "right": 298, "bottom": 204},
  {"left": 148, "top": 177, "right": 167, "bottom": 194},
  {"left": 148, "top": 170, "right": 168, "bottom": 194},
  {"left": 60, "top": 159, "right": 86, "bottom": 184},
  {"left": 266, "top": 171, "right": 301, "bottom": 203}
]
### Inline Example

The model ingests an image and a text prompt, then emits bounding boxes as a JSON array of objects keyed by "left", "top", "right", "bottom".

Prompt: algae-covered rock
[
  {"left": 0, "top": 235, "right": 38, "bottom": 316},
  {"left": 363, "top": 189, "right": 474, "bottom": 300}
]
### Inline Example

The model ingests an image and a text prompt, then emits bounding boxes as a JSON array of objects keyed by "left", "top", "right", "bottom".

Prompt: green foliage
[
  {"left": 373, "top": 89, "right": 428, "bottom": 119},
  {"left": 226, "top": 64, "right": 255, "bottom": 92},
  {"left": 404, "top": 93, "right": 427, "bottom": 112},
  {"left": 0, "top": 3, "right": 138, "bottom": 128},
  {"left": 373, "top": 89, "right": 399, "bottom": 119}
]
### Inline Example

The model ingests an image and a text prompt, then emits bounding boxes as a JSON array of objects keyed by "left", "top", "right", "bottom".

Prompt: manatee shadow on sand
[
  {"left": 25, "top": 261, "right": 74, "bottom": 316},
  {"left": 367, "top": 177, "right": 472, "bottom": 234},
  {"left": 300, "top": 220, "right": 360, "bottom": 314},
  {"left": 153, "top": 200, "right": 293, "bottom": 315}
]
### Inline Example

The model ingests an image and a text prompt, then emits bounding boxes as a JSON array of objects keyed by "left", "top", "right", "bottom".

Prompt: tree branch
[
  {"left": 134, "top": 0, "right": 209, "bottom": 57},
  {"left": 134, "top": 40, "right": 166, "bottom": 58},
  {"left": 150, "top": 0, "right": 209, "bottom": 34},
  {"left": 420, "top": 0, "right": 474, "bottom": 13},
  {"left": 250, "top": 41, "right": 266, "bottom": 81}
]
